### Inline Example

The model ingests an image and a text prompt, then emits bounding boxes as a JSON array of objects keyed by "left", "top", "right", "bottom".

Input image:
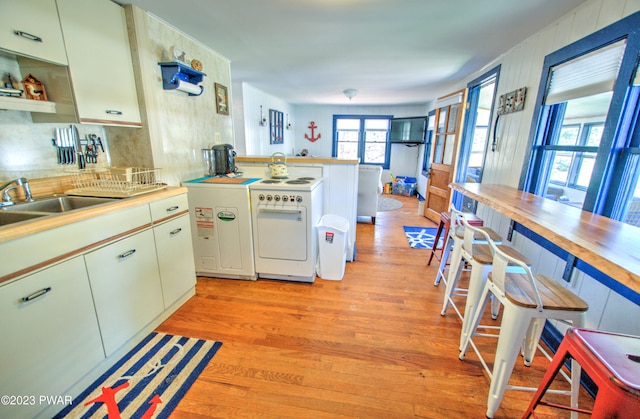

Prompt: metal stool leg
[
  {"left": 485, "top": 306, "right": 533, "bottom": 418},
  {"left": 434, "top": 231, "right": 452, "bottom": 286},
  {"left": 428, "top": 218, "right": 446, "bottom": 266},
  {"left": 458, "top": 262, "right": 491, "bottom": 350}
]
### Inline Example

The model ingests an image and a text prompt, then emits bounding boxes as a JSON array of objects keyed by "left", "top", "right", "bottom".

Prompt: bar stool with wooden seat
[
  {"left": 440, "top": 209, "right": 511, "bottom": 349},
  {"left": 458, "top": 232, "right": 589, "bottom": 418},
  {"left": 432, "top": 209, "right": 485, "bottom": 287},
  {"left": 522, "top": 327, "right": 640, "bottom": 419},
  {"left": 429, "top": 210, "right": 483, "bottom": 269}
]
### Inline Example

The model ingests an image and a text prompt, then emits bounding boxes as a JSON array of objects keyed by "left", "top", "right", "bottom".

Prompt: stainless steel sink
[
  {"left": 0, "top": 195, "right": 119, "bottom": 228},
  {"left": 3, "top": 196, "right": 116, "bottom": 213},
  {"left": 0, "top": 211, "right": 49, "bottom": 226}
]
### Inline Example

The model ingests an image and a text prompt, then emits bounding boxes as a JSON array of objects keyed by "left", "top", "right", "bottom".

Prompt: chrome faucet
[{"left": 0, "top": 178, "right": 35, "bottom": 206}]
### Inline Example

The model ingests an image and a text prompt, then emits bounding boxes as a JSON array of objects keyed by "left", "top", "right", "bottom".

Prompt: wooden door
[{"left": 424, "top": 89, "right": 468, "bottom": 223}]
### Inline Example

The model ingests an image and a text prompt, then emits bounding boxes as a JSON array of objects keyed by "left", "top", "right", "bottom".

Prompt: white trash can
[{"left": 316, "top": 214, "right": 349, "bottom": 280}]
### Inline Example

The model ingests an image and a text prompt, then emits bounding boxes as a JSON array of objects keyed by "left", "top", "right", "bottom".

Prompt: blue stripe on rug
[
  {"left": 54, "top": 332, "right": 222, "bottom": 419},
  {"left": 156, "top": 339, "right": 219, "bottom": 418},
  {"left": 403, "top": 226, "right": 440, "bottom": 249},
  {"left": 127, "top": 335, "right": 194, "bottom": 418}
]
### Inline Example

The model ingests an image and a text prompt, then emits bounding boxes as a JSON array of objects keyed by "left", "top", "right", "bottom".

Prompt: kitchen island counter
[{"left": 236, "top": 156, "right": 359, "bottom": 165}]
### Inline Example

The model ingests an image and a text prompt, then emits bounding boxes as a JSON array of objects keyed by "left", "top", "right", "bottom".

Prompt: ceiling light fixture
[{"left": 343, "top": 88, "right": 358, "bottom": 101}]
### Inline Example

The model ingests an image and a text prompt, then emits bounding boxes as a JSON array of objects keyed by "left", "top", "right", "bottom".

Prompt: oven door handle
[{"left": 258, "top": 209, "right": 302, "bottom": 215}]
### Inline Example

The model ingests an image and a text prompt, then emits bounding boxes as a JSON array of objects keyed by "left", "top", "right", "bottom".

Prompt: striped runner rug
[{"left": 54, "top": 332, "right": 222, "bottom": 419}]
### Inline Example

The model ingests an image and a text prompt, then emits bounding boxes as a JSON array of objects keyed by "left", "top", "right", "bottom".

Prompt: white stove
[
  {"left": 249, "top": 177, "right": 323, "bottom": 282},
  {"left": 249, "top": 177, "right": 323, "bottom": 192}
]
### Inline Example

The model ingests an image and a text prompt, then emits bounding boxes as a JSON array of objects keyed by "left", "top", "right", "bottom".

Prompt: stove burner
[
  {"left": 286, "top": 179, "right": 311, "bottom": 185},
  {"left": 297, "top": 177, "right": 315, "bottom": 181},
  {"left": 261, "top": 179, "right": 281, "bottom": 184}
]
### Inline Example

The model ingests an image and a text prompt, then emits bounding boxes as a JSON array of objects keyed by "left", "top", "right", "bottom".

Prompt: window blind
[{"left": 546, "top": 40, "right": 626, "bottom": 105}]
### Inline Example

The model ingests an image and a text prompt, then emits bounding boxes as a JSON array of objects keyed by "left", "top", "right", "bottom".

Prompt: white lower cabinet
[
  {"left": 85, "top": 229, "right": 164, "bottom": 357},
  {"left": 0, "top": 192, "right": 196, "bottom": 418},
  {"left": 0, "top": 257, "right": 104, "bottom": 419},
  {"left": 153, "top": 214, "right": 197, "bottom": 308}
]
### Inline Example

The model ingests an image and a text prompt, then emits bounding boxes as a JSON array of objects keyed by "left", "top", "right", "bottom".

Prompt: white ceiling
[{"left": 117, "top": 0, "right": 587, "bottom": 106}]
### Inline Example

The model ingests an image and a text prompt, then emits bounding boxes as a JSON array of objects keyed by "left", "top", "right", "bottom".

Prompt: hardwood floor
[{"left": 158, "top": 195, "right": 592, "bottom": 418}]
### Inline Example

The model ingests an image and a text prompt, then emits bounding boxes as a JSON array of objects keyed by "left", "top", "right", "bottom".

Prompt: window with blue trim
[
  {"left": 523, "top": 11, "right": 640, "bottom": 227},
  {"left": 333, "top": 115, "right": 391, "bottom": 167},
  {"left": 548, "top": 121, "right": 604, "bottom": 193},
  {"left": 421, "top": 110, "right": 435, "bottom": 175}
]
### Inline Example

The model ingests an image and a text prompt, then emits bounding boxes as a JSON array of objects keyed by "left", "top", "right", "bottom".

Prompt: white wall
[
  {"left": 238, "top": 83, "right": 296, "bottom": 157},
  {"left": 423, "top": 0, "right": 640, "bottom": 190},
  {"left": 448, "top": 0, "right": 640, "bottom": 334},
  {"left": 235, "top": 88, "right": 431, "bottom": 181},
  {"left": 116, "top": 6, "right": 234, "bottom": 186},
  {"left": 291, "top": 103, "right": 429, "bottom": 159}
]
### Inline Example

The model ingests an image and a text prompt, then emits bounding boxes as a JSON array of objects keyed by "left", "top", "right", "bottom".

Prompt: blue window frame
[
  {"left": 332, "top": 115, "right": 392, "bottom": 168},
  {"left": 522, "top": 11, "right": 640, "bottom": 226},
  {"left": 454, "top": 65, "right": 500, "bottom": 212},
  {"left": 548, "top": 122, "right": 603, "bottom": 191},
  {"left": 421, "top": 110, "right": 435, "bottom": 175}
]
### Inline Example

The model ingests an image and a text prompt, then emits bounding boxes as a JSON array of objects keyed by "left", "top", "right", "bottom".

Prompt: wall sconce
[
  {"left": 259, "top": 105, "right": 267, "bottom": 127},
  {"left": 286, "top": 113, "right": 292, "bottom": 130}
]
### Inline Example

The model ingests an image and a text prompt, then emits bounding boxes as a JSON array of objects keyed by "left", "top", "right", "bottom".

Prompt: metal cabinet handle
[
  {"left": 21, "top": 287, "right": 52, "bottom": 303},
  {"left": 105, "top": 110, "right": 123, "bottom": 115},
  {"left": 169, "top": 228, "right": 182, "bottom": 236},
  {"left": 118, "top": 249, "right": 136, "bottom": 260},
  {"left": 14, "top": 30, "right": 42, "bottom": 43},
  {"left": 166, "top": 205, "right": 179, "bottom": 212}
]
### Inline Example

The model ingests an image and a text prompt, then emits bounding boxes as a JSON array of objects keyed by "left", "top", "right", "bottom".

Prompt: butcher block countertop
[
  {"left": 0, "top": 186, "right": 187, "bottom": 244},
  {"left": 236, "top": 156, "right": 359, "bottom": 165},
  {"left": 450, "top": 182, "right": 640, "bottom": 293}
]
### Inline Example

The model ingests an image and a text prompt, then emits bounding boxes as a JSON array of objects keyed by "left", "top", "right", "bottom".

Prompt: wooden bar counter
[{"left": 450, "top": 182, "right": 640, "bottom": 294}]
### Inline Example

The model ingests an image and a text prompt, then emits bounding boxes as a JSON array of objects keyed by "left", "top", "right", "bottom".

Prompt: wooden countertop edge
[
  {"left": 236, "top": 156, "right": 359, "bottom": 165},
  {"left": 0, "top": 186, "right": 187, "bottom": 244},
  {"left": 450, "top": 183, "right": 640, "bottom": 291}
]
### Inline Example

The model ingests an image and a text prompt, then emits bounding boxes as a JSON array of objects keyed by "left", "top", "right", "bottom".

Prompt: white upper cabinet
[
  {"left": 0, "top": 0, "right": 68, "bottom": 65},
  {"left": 56, "top": 0, "right": 142, "bottom": 127}
]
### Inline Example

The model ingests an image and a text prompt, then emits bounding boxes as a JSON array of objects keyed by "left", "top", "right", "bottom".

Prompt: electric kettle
[{"left": 269, "top": 152, "right": 288, "bottom": 178}]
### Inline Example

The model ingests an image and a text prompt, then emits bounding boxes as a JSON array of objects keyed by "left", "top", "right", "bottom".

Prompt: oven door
[{"left": 255, "top": 207, "right": 307, "bottom": 261}]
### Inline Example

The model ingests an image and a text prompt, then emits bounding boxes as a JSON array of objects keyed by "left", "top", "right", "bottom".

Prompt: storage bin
[
  {"left": 316, "top": 214, "right": 349, "bottom": 280},
  {"left": 392, "top": 176, "right": 417, "bottom": 196}
]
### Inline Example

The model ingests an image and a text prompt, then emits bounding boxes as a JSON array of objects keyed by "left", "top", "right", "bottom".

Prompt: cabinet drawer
[
  {"left": 0, "top": 204, "right": 151, "bottom": 279},
  {"left": 0, "top": 257, "right": 104, "bottom": 419},
  {"left": 149, "top": 193, "right": 189, "bottom": 222},
  {"left": 85, "top": 229, "right": 163, "bottom": 357},
  {"left": 0, "top": 0, "right": 68, "bottom": 65}
]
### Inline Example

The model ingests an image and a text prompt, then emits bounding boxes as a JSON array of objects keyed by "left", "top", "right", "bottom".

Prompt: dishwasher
[{"left": 183, "top": 176, "right": 260, "bottom": 280}]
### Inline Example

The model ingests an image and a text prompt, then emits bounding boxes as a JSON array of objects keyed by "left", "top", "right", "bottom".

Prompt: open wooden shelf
[{"left": 0, "top": 96, "right": 56, "bottom": 113}]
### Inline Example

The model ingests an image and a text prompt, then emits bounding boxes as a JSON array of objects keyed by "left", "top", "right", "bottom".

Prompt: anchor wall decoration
[{"left": 305, "top": 121, "right": 321, "bottom": 142}]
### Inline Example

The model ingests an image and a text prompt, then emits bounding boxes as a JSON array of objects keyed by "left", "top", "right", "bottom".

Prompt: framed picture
[
  {"left": 214, "top": 83, "right": 229, "bottom": 115},
  {"left": 270, "top": 109, "right": 284, "bottom": 144}
]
